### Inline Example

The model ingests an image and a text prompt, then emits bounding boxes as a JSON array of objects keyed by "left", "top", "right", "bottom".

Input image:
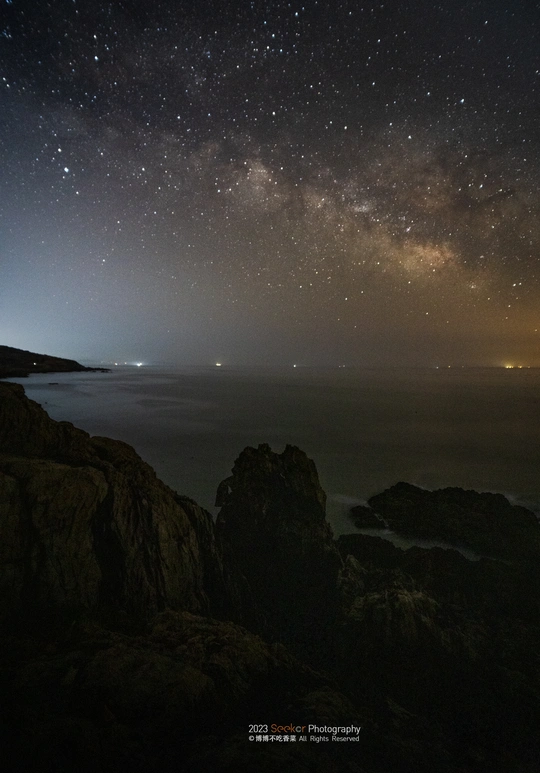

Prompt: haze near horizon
[{"left": 1, "top": 1, "right": 539, "bottom": 366}]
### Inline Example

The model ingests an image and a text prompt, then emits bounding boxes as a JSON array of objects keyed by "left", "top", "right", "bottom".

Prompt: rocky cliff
[
  {"left": 1, "top": 380, "right": 540, "bottom": 773},
  {"left": 0, "top": 382, "right": 364, "bottom": 773},
  {"left": 0, "top": 382, "right": 226, "bottom": 623}
]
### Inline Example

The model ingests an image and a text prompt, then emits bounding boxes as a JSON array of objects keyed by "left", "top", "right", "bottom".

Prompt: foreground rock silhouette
[{"left": 1, "top": 381, "right": 540, "bottom": 772}]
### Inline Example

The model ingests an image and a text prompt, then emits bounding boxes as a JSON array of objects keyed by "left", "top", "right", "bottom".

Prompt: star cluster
[{"left": 1, "top": 0, "right": 539, "bottom": 365}]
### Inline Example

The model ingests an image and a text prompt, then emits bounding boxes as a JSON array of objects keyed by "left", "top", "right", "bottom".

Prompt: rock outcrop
[
  {"left": 334, "top": 531, "right": 540, "bottom": 772},
  {"left": 350, "top": 503, "right": 386, "bottom": 529},
  {"left": 1, "top": 380, "right": 540, "bottom": 772},
  {"left": 2, "top": 611, "right": 365, "bottom": 773},
  {"left": 0, "top": 382, "right": 227, "bottom": 623},
  {"left": 0, "top": 344, "right": 110, "bottom": 379},
  {"left": 366, "top": 481, "right": 540, "bottom": 559},
  {"left": 216, "top": 444, "right": 343, "bottom": 665}
]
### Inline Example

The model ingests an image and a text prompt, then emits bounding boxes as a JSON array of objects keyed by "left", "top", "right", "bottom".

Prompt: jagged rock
[
  {"left": 347, "top": 587, "right": 456, "bottom": 650},
  {"left": 350, "top": 504, "right": 385, "bottom": 529},
  {"left": 335, "top": 553, "right": 371, "bottom": 626},
  {"left": 2, "top": 381, "right": 540, "bottom": 772},
  {"left": 215, "top": 443, "right": 343, "bottom": 665},
  {"left": 0, "top": 344, "right": 110, "bottom": 379},
  {"left": 368, "top": 482, "right": 540, "bottom": 560},
  {"left": 0, "top": 382, "right": 228, "bottom": 623},
  {"left": 337, "top": 533, "right": 405, "bottom": 570}
]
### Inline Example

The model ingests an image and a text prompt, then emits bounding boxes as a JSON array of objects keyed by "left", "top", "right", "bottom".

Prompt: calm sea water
[{"left": 9, "top": 366, "right": 540, "bottom": 536}]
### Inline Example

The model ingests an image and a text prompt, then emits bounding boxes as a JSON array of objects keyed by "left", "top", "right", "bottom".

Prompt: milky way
[{"left": 1, "top": 1, "right": 539, "bottom": 366}]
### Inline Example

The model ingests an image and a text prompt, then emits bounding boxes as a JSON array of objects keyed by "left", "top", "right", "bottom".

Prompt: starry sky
[{"left": 1, "top": 0, "right": 539, "bottom": 367}]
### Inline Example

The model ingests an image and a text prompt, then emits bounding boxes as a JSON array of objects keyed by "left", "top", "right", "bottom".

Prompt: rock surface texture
[
  {"left": 216, "top": 443, "right": 343, "bottom": 664},
  {"left": 0, "top": 382, "right": 225, "bottom": 622},
  {"left": 1, "top": 380, "right": 540, "bottom": 772}
]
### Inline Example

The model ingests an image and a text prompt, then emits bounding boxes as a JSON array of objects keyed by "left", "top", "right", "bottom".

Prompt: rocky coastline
[
  {"left": 1, "top": 379, "right": 539, "bottom": 772},
  {"left": 0, "top": 345, "right": 110, "bottom": 379}
]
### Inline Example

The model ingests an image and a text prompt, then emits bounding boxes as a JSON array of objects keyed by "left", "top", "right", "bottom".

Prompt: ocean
[{"left": 9, "top": 366, "right": 540, "bottom": 537}]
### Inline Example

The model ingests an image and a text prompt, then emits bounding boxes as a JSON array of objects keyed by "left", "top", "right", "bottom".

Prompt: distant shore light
[{"left": 215, "top": 362, "right": 222, "bottom": 367}]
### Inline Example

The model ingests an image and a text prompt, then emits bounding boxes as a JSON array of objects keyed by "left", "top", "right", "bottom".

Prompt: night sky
[{"left": 1, "top": 0, "right": 539, "bottom": 367}]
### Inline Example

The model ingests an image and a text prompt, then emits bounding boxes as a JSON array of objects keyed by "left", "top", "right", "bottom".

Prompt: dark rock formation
[
  {"left": 215, "top": 444, "right": 343, "bottom": 665},
  {"left": 2, "top": 611, "right": 367, "bottom": 773},
  {"left": 0, "top": 344, "right": 110, "bottom": 379},
  {"left": 338, "top": 532, "right": 405, "bottom": 569},
  {"left": 0, "top": 384, "right": 365, "bottom": 772},
  {"left": 334, "top": 531, "right": 540, "bottom": 772},
  {"left": 350, "top": 503, "right": 386, "bottom": 529},
  {"left": 0, "top": 382, "right": 227, "bottom": 623},
  {"left": 367, "top": 481, "right": 540, "bottom": 560},
  {"left": 1, "top": 381, "right": 540, "bottom": 772}
]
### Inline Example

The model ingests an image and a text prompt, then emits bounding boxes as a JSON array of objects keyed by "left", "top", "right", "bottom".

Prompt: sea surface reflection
[{"left": 10, "top": 366, "right": 540, "bottom": 535}]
